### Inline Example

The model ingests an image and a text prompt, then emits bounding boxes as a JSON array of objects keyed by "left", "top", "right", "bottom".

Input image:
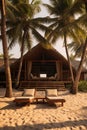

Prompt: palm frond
[
  {"left": 15, "top": 3, "right": 33, "bottom": 18},
  {"left": 68, "top": 41, "right": 84, "bottom": 58},
  {"left": 31, "top": 0, "right": 41, "bottom": 14},
  {"left": 31, "top": 27, "right": 47, "bottom": 43},
  {"left": 30, "top": 21, "right": 52, "bottom": 33},
  {"left": 21, "top": 31, "right": 32, "bottom": 52},
  {"left": 43, "top": 4, "right": 56, "bottom": 15},
  {"left": 33, "top": 17, "right": 59, "bottom": 24},
  {"left": 65, "top": 0, "right": 84, "bottom": 18},
  {"left": 7, "top": 23, "right": 23, "bottom": 49}
]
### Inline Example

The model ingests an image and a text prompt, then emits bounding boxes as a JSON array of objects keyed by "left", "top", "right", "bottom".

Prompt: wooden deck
[
  {"left": 19, "top": 80, "right": 72, "bottom": 90},
  {"left": 0, "top": 80, "right": 72, "bottom": 91}
]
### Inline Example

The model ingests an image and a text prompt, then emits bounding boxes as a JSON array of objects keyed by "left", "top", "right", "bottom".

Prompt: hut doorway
[{"left": 30, "top": 61, "right": 57, "bottom": 80}]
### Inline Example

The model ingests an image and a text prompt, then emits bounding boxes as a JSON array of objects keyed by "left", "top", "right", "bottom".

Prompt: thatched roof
[
  {"left": 10, "top": 43, "right": 69, "bottom": 69},
  {"left": 23, "top": 43, "right": 67, "bottom": 61},
  {"left": 0, "top": 43, "right": 87, "bottom": 73}
]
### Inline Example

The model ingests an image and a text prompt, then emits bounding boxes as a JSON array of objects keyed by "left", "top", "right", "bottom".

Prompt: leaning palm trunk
[
  {"left": 1, "top": 0, "right": 12, "bottom": 97},
  {"left": 16, "top": 52, "right": 23, "bottom": 87},
  {"left": 16, "top": 37, "right": 25, "bottom": 87},
  {"left": 64, "top": 33, "right": 74, "bottom": 84},
  {"left": 72, "top": 38, "right": 87, "bottom": 94}
]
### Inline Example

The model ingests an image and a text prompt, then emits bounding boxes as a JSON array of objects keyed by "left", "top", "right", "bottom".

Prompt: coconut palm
[
  {"left": 43, "top": 0, "right": 87, "bottom": 93},
  {"left": 6, "top": 0, "right": 49, "bottom": 86},
  {"left": 0, "top": 0, "right": 13, "bottom": 97},
  {"left": 68, "top": 0, "right": 87, "bottom": 94}
]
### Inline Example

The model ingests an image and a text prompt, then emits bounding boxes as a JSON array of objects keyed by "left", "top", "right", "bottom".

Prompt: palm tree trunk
[
  {"left": 64, "top": 33, "right": 74, "bottom": 84},
  {"left": 72, "top": 38, "right": 87, "bottom": 94},
  {"left": 16, "top": 36, "right": 25, "bottom": 87},
  {"left": 1, "top": 0, "right": 12, "bottom": 97},
  {"left": 16, "top": 49, "right": 23, "bottom": 87}
]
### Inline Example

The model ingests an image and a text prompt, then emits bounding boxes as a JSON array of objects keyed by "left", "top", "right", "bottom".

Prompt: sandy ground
[{"left": 0, "top": 88, "right": 87, "bottom": 130}]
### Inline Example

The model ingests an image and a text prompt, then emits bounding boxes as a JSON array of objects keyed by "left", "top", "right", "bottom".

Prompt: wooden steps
[{"left": 19, "top": 81, "right": 66, "bottom": 91}]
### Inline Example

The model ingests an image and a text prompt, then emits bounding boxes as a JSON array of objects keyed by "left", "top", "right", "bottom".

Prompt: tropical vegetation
[
  {"left": 0, "top": 0, "right": 87, "bottom": 97},
  {"left": 78, "top": 81, "right": 87, "bottom": 92},
  {"left": 43, "top": 0, "right": 87, "bottom": 94}
]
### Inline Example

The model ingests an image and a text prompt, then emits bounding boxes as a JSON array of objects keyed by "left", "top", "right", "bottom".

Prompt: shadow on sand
[{"left": 0, "top": 119, "right": 87, "bottom": 130}]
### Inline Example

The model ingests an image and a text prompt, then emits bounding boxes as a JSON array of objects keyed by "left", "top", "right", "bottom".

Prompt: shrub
[{"left": 78, "top": 81, "right": 87, "bottom": 92}]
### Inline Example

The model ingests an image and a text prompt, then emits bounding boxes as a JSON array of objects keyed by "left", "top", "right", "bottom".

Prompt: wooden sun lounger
[
  {"left": 14, "top": 97, "right": 34, "bottom": 106},
  {"left": 14, "top": 89, "right": 35, "bottom": 106},
  {"left": 46, "top": 97, "right": 66, "bottom": 106},
  {"left": 46, "top": 89, "right": 66, "bottom": 107}
]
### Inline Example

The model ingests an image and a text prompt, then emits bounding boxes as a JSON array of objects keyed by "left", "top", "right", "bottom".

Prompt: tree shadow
[
  {"left": 82, "top": 106, "right": 87, "bottom": 110},
  {"left": 34, "top": 103, "right": 58, "bottom": 110},
  {"left": 0, "top": 97, "right": 62, "bottom": 110},
  {"left": 0, "top": 100, "right": 30, "bottom": 110},
  {"left": 0, "top": 101, "right": 58, "bottom": 110},
  {"left": 0, "top": 119, "right": 87, "bottom": 130}
]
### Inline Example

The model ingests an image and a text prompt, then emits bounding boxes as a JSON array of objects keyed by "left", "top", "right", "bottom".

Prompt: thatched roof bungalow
[{"left": 0, "top": 43, "right": 86, "bottom": 89}]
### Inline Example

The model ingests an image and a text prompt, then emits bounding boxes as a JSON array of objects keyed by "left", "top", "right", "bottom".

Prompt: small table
[{"left": 35, "top": 97, "right": 46, "bottom": 103}]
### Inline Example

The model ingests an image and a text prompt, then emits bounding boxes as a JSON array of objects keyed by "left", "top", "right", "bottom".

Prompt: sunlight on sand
[{"left": 0, "top": 88, "right": 87, "bottom": 130}]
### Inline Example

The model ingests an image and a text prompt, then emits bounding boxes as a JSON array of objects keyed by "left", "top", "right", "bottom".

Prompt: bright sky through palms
[{"left": 0, "top": 0, "right": 66, "bottom": 58}]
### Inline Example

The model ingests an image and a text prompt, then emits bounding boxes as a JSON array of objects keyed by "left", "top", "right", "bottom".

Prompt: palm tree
[
  {"left": 44, "top": 0, "right": 87, "bottom": 94},
  {"left": 6, "top": 0, "right": 49, "bottom": 87},
  {"left": 71, "top": 0, "right": 87, "bottom": 93},
  {"left": 43, "top": 0, "right": 85, "bottom": 85},
  {"left": 66, "top": 0, "right": 87, "bottom": 93},
  {"left": 0, "top": 0, "right": 13, "bottom": 97}
]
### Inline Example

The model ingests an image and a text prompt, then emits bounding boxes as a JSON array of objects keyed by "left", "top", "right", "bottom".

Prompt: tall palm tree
[
  {"left": 43, "top": 0, "right": 85, "bottom": 85},
  {"left": 0, "top": 0, "right": 13, "bottom": 97},
  {"left": 6, "top": 0, "right": 49, "bottom": 86},
  {"left": 65, "top": 0, "right": 87, "bottom": 94},
  {"left": 71, "top": 0, "right": 87, "bottom": 93}
]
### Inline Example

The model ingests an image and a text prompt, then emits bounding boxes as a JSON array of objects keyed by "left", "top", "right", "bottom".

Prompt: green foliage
[
  {"left": 78, "top": 81, "right": 87, "bottom": 92},
  {"left": 43, "top": 0, "right": 86, "bottom": 45}
]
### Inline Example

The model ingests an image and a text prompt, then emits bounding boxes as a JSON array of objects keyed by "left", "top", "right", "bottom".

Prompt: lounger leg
[{"left": 61, "top": 102, "right": 63, "bottom": 106}]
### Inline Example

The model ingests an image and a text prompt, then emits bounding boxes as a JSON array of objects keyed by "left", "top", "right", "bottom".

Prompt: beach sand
[{"left": 0, "top": 88, "right": 87, "bottom": 130}]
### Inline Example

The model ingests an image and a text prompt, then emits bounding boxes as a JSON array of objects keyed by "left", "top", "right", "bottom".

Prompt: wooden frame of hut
[{"left": 9, "top": 43, "right": 75, "bottom": 90}]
